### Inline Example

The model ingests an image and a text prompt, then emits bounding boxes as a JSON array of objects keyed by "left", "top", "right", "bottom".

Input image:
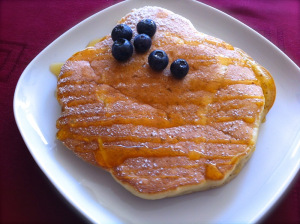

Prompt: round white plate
[{"left": 14, "top": 0, "right": 300, "bottom": 223}]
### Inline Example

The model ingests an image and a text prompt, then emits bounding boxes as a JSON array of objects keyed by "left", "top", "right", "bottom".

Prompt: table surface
[{"left": 1, "top": 0, "right": 299, "bottom": 223}]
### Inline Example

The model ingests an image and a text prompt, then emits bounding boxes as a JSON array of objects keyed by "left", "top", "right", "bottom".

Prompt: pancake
[{"left": 55, "top": 6, "right": 276, "bottom": 199}]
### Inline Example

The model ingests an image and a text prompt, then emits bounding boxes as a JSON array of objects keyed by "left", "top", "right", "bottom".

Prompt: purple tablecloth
[{"left": 1, "top": 0, "right": 299, "bottom": 223}]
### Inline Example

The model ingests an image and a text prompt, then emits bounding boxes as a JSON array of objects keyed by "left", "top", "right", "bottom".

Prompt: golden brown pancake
[{"left": 55, "top": 6, "right": 276, "bottom": 199}]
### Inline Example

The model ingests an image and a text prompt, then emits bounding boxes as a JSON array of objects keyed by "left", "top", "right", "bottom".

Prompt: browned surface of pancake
[{"left": 56, "top": 6, "right": 276, "bottom": 199}]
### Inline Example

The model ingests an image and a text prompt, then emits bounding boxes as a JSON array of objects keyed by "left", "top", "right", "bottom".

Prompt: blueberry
[
  {"left": 112, "top": 38, "right": 133, "bottom": 61},
  {"left": 134, "top": 34, "right": 152, "bottom": 53},
  {"left": 148, "top": 50, "right": 169, "bottom": 71},
  {"left": 170, "top": 59, "right": 189, "bottom": 79},
  {"left": 137, "top": 19, "right": 156, "bottom": 37},
  {"left": 111, "top": 24, "right": 133, "bottom": 41}
]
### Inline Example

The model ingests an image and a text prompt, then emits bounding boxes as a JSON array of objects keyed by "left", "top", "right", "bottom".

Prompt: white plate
[{"left": 14, "top": 0, "right": 300, "bottom": 223}]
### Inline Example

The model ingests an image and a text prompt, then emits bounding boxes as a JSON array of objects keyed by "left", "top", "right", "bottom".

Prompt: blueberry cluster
[
  {"left": 111, "top": 19, "right": 189, "bottom": 79},
  {"left": 111, "top": 20, "right": 155, "bottom": 61}
]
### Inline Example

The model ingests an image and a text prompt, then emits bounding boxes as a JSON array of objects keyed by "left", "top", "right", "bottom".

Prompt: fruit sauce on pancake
[{"left": 55, "top": 6, "right": 275, "bottom": 199}]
